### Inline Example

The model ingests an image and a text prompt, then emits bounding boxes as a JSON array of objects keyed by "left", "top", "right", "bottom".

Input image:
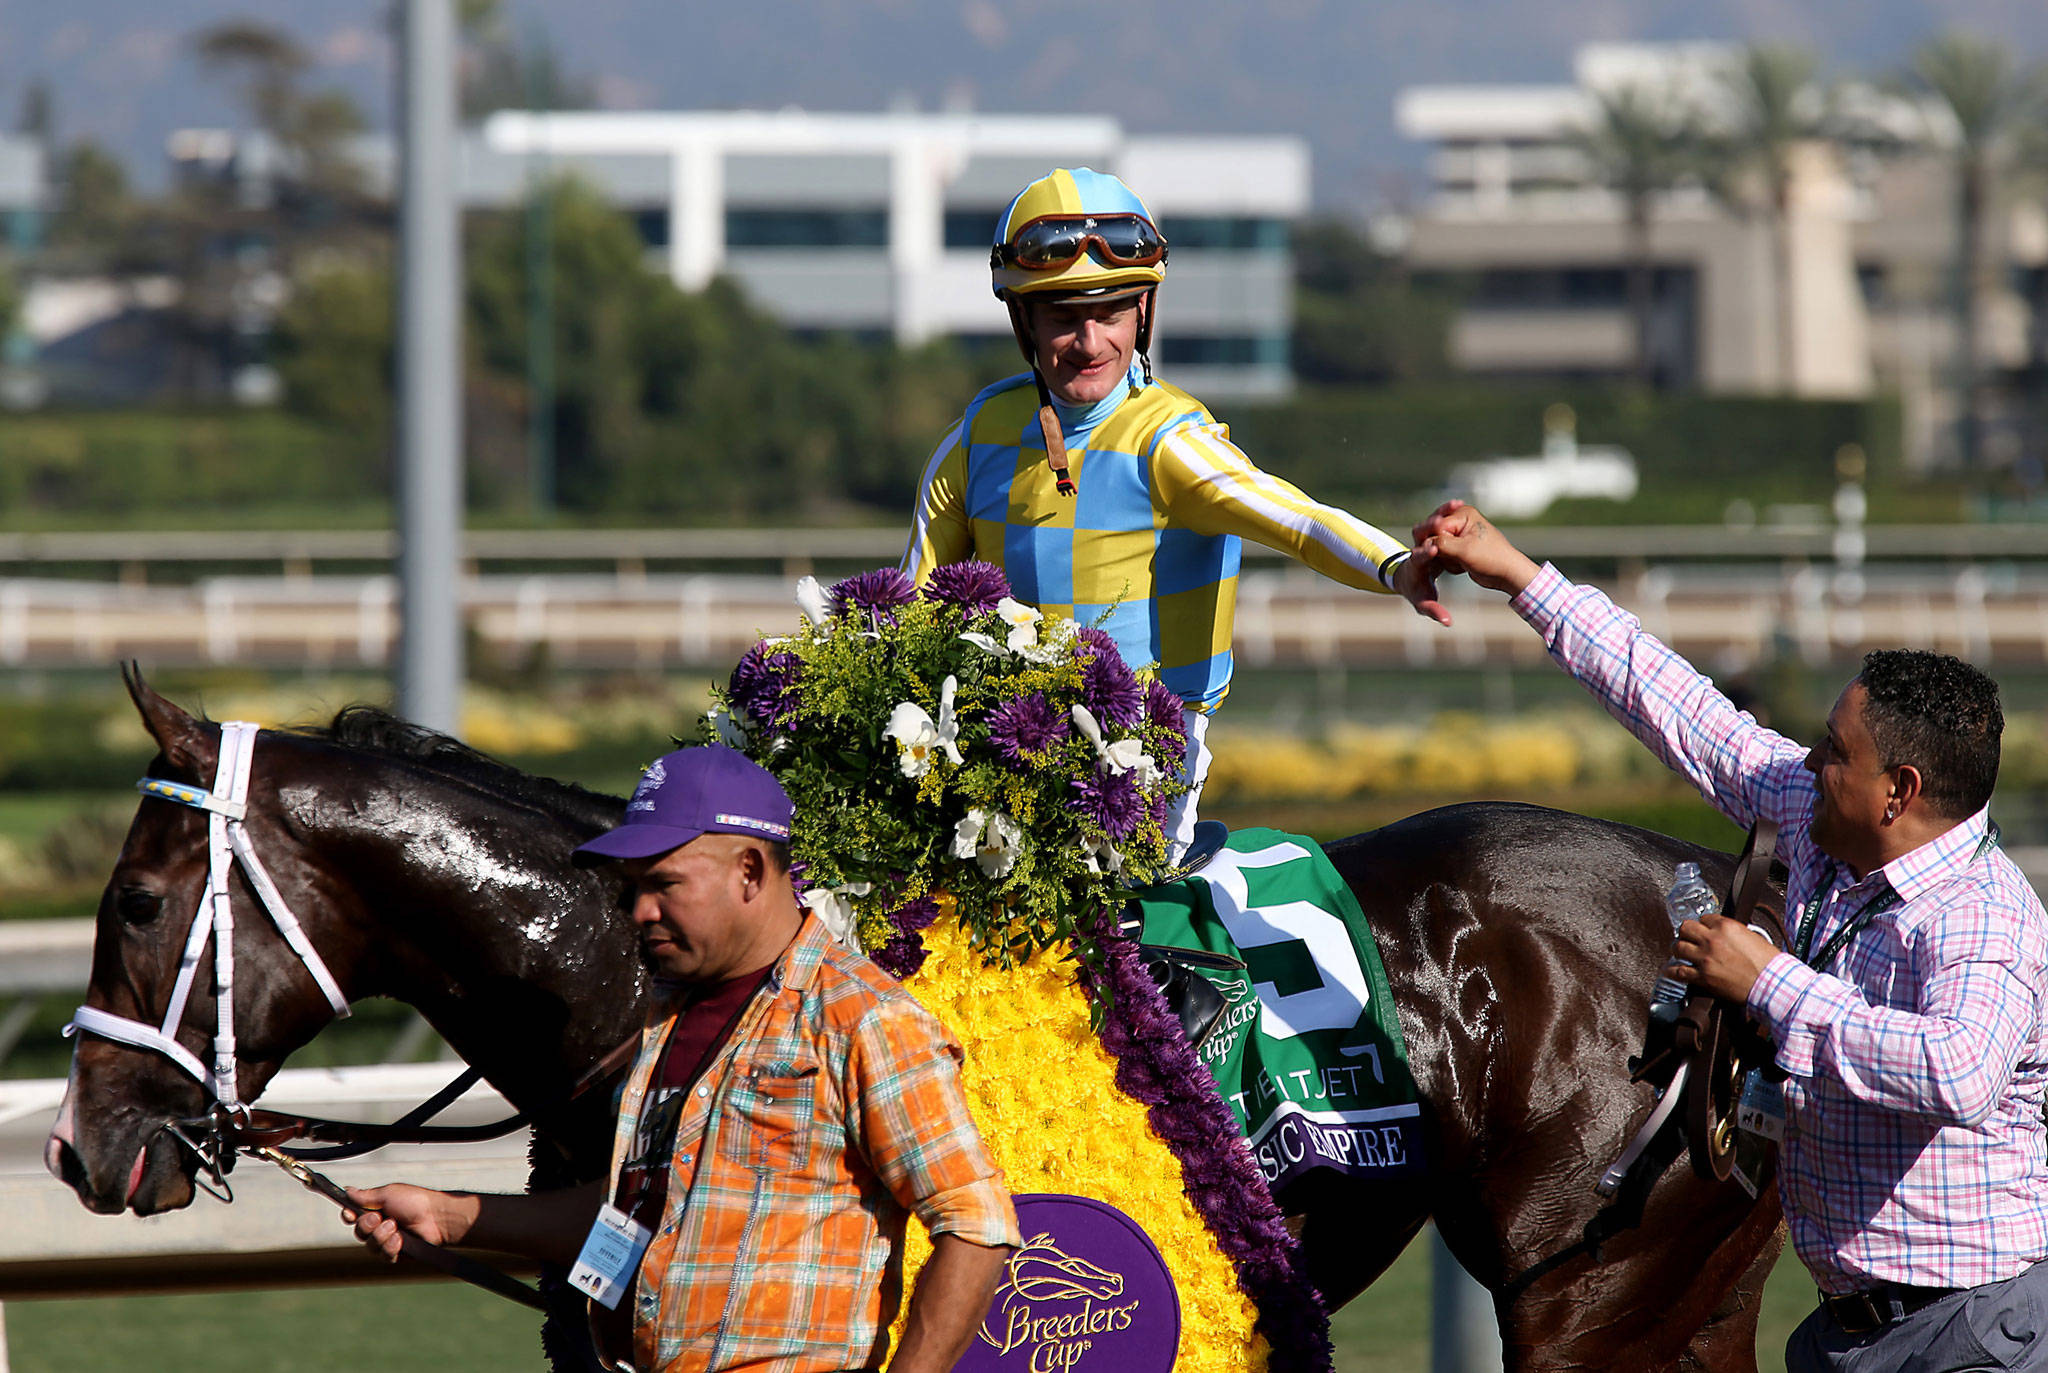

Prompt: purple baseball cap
[{"left": 573, "top": 746, "right": 794, "bottom": 865}]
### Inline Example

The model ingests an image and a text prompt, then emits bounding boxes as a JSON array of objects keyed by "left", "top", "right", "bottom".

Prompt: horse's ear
[{"left": 123, "top": 662, "right": 215, "bottom": 778}]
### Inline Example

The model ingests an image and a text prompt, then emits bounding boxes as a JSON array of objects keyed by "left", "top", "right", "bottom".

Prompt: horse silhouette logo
[{"left": 978, "top": 1232, "right": 1130, "bottom": 1352}]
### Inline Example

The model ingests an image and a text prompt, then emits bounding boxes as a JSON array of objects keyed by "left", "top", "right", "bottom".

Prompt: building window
[
  {"left": 632, "top": 209, "right": 670, "bottom": 250},
  {"left": 725, "top": 208, "right": 888, "bottom": 249},
  {"left": 1857, "top": 262, "right": 1888, "bottom": 307},
  {"left": 1159, "top": 334, "right": 1288, "bottom": 367},
  {"left": 1157, "top": 216, "right": 1289, "bottom": 252},
  {"left": 945, "top": 208, "right": 1005, "bottom": 249},
  {"left": 1451, "top": 265, "right": 1690, "bottom": 310}
]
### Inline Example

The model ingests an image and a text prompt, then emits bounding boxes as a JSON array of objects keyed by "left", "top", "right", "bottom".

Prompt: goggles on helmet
[{"left": 990, "top": 214, "right": 1168, "bottom": 273}]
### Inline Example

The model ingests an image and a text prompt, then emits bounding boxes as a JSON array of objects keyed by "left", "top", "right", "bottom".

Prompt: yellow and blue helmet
[{"left": 990, "top": 168, "right": 1168, "bottom": 301}]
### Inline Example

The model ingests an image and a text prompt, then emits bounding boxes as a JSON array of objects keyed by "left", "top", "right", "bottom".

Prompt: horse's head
[{"left": 46, "top": 668, "right": 370, "bottom": 1215}]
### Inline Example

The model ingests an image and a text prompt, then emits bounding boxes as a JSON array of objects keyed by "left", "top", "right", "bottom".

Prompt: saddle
[{"left": 1122, "top": 821, "right": 1242, "bottom": 1046}]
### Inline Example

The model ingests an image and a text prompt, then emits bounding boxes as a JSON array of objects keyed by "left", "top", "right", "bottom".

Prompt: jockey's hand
[
  {"left": 343, "top": 1183, "right": 476, "bottom": 1261},
  {"left": 1668, "top": 913, "right": 1779, "bottom": 1006},
  {"left": 1413, "top": 501, "right": 1541, "bottom": 598},
  {"left": 1393, "top": 545, "right": 1454, "bottom": 626}
]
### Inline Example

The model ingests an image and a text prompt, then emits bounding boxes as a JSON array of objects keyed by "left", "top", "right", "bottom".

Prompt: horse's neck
[{"left": 331, "top": 770, "right": 645, "bottom": 1110}]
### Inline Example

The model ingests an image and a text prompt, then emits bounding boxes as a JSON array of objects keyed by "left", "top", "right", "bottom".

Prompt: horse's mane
[{"left": 298, "top": 705, "right": 626, "bottom": 830}]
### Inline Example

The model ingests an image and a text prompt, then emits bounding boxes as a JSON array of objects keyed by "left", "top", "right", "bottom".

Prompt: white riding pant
[{"left": 1164, "top": 708, "right": 1213, "bottom": 862}]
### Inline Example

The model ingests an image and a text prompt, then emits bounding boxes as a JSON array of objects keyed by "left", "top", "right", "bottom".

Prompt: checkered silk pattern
[
  {"left": 901, "top": 366, "right": 1410, "bottom": 709},
  {"left": 606, "top": 917, "right": 1019, "bottom": 1373},
  {"left": 1514, "top": 563, "right": 2048, "bottom": 1294}
]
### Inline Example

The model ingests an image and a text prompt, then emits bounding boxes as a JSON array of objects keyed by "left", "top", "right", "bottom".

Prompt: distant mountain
[{"left": 7, "top": 0, "right": 2046, "bottom": 208}]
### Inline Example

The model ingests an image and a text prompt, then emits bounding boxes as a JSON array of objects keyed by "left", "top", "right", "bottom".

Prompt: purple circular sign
[{"left": 954, "top": 1193, "right": 1181, "bottom": 1373}]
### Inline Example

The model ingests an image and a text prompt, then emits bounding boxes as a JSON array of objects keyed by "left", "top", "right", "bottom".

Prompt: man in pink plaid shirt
[{"left": 1420, "top": 500, "right": 2048, "bottom": 1371}]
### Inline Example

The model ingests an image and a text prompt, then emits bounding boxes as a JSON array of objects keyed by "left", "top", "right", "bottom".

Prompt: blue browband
[{"left": 137, "top": 776, "right": 247, "bottom": 821}]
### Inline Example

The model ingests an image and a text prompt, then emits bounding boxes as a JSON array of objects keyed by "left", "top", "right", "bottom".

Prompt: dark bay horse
[{"left": 51, "top": 680, "right": 1782, "bottom": 1371}]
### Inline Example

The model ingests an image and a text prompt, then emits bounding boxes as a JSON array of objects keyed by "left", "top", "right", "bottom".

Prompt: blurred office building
[
  {"left": 1394, "top": 42, "right": 2048, "bottom": 470},
  {"left": 163, "top": 109, "right": 1306, "bottom": 401}
]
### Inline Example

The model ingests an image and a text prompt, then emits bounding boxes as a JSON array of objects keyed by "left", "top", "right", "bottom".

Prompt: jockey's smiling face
[{"left": 1027, "top": 297, "right": 1141, "bottom": 407}]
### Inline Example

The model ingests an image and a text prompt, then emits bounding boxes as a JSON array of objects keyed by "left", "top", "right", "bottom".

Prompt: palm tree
[
  {"left": 1703, "top": 44, "right": 1824, "bottom": 391},
  {"left": 1904, "top": 34, "right": 2048, "bottom": 468},
  {"left": 1572, "top": 84, "right": 1696, "bottom": 387}
]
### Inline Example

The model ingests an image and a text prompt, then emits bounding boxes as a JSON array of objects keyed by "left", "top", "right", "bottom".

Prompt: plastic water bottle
[{"left": 1651, "top": 862, "right": 1719, "bottom": 1009}]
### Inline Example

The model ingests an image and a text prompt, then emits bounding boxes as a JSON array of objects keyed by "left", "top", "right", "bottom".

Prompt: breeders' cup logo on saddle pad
[
  {"left": 957, "top": 1194, "right": 1178, "bottom": 1373},
  {"left": 626, "top": 759, "right": 667, "bottom": 812}
]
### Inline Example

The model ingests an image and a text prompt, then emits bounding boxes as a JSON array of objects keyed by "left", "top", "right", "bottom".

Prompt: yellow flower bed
[
  {"left": 1205, "top": 708, "right": 1622, "bottom": 803},
  {"left": 893, "top": 915, "right": 1268, "bottom": 1372}
]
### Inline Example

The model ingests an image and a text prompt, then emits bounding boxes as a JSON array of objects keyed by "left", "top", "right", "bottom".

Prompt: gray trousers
[{"left": 1788, "top": 1262, "right": 2048, "bottom": 1372}]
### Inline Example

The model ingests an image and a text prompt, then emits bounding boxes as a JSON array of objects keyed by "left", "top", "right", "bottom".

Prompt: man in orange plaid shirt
[{"left": 344, "top": 746, "right": 1020, "bottom": 1373}]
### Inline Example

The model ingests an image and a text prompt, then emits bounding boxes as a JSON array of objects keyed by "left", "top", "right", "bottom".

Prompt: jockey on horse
[{"left": 899, "top": 167, "right": 1452, "bottom": 856}]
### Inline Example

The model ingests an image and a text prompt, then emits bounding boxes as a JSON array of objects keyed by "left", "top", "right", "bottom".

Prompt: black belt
[{"left": 1820, "top": 1282, "right": 1961, "bottom": 1335}]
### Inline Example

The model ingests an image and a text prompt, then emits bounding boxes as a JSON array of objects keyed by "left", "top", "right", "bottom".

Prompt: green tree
[
  {"left": 192, "top": 19, "right": 367, "bottom": 206},
  {"left": 1572, "top": 83, "right": 1696, "bottom": 388},
  {"left": 1903, "top": 34, "right": 2048, "bottom": 468},
  {"left": 48, "top": 141, "right": 134, "bottom": 259},
  {"left": 272, "top": 255, "right": 392, "bottom": 441},
  {"left": 1290, "top": 219, "right": 1456, "bottom": 385}
]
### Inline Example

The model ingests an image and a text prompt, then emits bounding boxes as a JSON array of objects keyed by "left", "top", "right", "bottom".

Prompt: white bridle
[{"left": 64, "top": 721, "right": 351, "bottom": 1112}]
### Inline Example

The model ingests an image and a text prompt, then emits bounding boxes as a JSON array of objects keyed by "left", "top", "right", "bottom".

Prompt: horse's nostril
[{"left": 50, "top": 1135, "right": 89, "bottom": 1195}]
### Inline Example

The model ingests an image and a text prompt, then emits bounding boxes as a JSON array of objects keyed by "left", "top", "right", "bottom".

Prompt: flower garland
[{"left": 698, "top": 562, "right": 1330, "bottom": 1371}]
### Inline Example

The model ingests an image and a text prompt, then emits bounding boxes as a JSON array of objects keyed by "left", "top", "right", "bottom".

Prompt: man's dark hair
[
  {"left": 1857, "top": 649, "right": 2003, "bottom": 818},
  {"left": 764, "top": 840, "right": 792, "bottom": 875}
]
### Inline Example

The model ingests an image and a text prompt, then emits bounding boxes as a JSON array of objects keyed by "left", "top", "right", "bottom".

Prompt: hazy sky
[{"left": 6, "top": 0, "right": 2047, "bottom": 208}]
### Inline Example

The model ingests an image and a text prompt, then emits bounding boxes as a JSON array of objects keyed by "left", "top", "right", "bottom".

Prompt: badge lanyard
[{"left": 1791, "top": 824, "right": 1999, "bottom": 976}]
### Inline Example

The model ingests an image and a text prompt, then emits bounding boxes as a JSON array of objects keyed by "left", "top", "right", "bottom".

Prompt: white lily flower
[
  {"left": 958, "top": 631, "right": 1010, "bottom": 657},
  {"left": 950, "top": 807, "right": 1022, "bottom": 878},
  {"left": 704, "top": 706, "right": 749, "bottom": 750},
  {"left": 801, "top": 881, "right": 870, "bottom": 947},
  {"left": 976, "top": 811, "right": 1024, "bottom": 878},
  {"left": 1103, "top": 738, "right": 1158, "bottom": 782},
  {"left": 794, "top": 575, "right": 833, "bottom": 626},
  {"left": 952, "top": 808, "right": 991, "bottom": 861},
  {"left": 1071, "top": 703, "right": 1107, "bottom": 753},
  {"left": 996, "top": 597, "right": 1042, "bottom": 652},
  {"left": 883, "top": 675, "right": 962, "bottom": 777},
  {"left": 1071, "top": 702, "right": 1157, "bottom": 779},
  {"left": 1082, "top": 834, "right": 1124, "bottom": 876}
]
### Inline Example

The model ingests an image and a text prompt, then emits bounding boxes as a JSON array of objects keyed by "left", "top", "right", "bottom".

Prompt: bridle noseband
[{"left": 64, "top": 722, "right": 352, "bottom": 1184}]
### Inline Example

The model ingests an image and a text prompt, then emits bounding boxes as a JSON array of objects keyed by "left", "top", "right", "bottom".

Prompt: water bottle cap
[{"left": 1675, "top": 861, "right": 1701, "bottom": 882}]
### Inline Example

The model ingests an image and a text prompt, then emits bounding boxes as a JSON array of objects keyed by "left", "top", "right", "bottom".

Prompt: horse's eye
[{"left": 115, "top": 887, "right": 162, "bottom": 927}]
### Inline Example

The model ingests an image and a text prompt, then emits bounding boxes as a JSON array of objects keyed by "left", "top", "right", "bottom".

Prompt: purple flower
[
  {"left": 830, "top": 567, "right": 917, "bottom": 620},
  {"left": 871, "top": 935, "right": 928, "bottom": 979},
  {"left": 886, "top": 895, "right": 940, "bottom": 936},
  {"left": 1071, "top": 767, "right": 1144, "bottom": 841},
  {"left": 869, "top": 896, "right": 940, "bottom": 979},
  {"left": 921, "top": 560, "right": 1011, "bottom": 615},
  {"left": 1145, "top": 679, "right": 1189, "bottom": 764},
  {"left": 984, "top": 692, "right": 1070, "bottom": 768},
  {"left": 1077, "top": 631, "right": 1143, "bottom": 730},
  {"left": 729, "top": 642, "right": 804, "bottom": 732}
]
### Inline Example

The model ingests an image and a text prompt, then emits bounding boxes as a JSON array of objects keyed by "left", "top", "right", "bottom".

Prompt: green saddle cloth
[{"left": 1131, "top": 827, "right": 1424, "bottom": 1190}]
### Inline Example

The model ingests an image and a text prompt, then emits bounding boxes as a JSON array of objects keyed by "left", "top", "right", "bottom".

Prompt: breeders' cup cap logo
[
  {"left": 956, "top": 1195, "right": 1178, "bottom": 1373},
  {"left": 627, "top": 758, "right": 667, "bottom": 813}
]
